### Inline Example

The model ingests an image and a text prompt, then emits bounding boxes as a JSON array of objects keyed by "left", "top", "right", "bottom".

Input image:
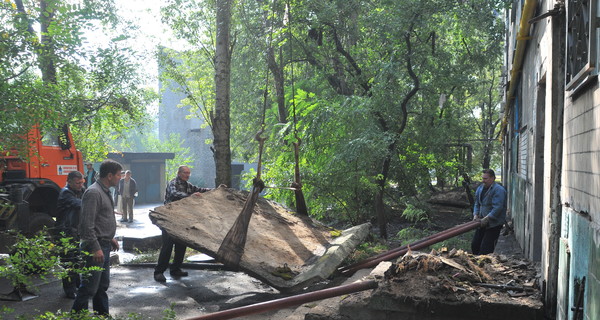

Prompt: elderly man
[
  {"left": 153, "top": 165, "right": 212, "bottom": 282},
  {"left": 471, "top": 169, "right": 507, "bottom": 255},
  {"left": 72, "top": 159, "right": 122, "bottom": 316},
  {"left": 117, "top": 170, "right": 138, "bottom": 223}
]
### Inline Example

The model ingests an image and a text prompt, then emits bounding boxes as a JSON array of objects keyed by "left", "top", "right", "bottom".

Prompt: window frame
[{"left": 565, "top": 0, "right": 599, "bottom": 91}]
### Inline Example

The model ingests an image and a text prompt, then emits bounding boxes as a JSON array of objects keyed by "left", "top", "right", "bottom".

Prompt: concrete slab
[{"left": 149, "top": 187, "right": 371, "bottom": 292}]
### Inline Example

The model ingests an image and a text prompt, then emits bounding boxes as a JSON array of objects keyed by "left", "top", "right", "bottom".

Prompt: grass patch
[{"left": 343, "top": 241, "right": 389, "bottom": 265}]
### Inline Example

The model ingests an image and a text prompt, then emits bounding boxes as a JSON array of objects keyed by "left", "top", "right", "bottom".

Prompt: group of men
[
  {"left": 56, "top": 160, "right": 506, "bottom": 318},
  {"left": 56, "top": 160, "right": 209, "bottom": 316}
]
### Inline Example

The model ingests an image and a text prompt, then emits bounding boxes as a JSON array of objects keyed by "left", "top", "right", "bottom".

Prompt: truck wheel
[{"left": 28, "top": 212, "right": 55, "bottom": 236}]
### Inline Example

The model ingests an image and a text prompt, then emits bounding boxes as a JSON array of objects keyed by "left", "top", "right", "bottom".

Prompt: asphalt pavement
[
  {"left": 1, "top": 203, "right": 282, "bottom": 320},
  {"left": 1, "top": 204, "right": 526, "bottom": 320}
]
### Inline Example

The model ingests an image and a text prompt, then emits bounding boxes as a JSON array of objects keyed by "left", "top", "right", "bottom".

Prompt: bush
[
  {"left": 401, "top": 203, "right": 429, "bottom": 223},
  {"left": 0, "top": 231, "right": 98, "bottom": 291}
]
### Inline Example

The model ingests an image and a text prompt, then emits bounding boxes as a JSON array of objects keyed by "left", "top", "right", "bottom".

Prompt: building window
[{"left": 566, "top": 0, "right": 598, "bottom": 90}]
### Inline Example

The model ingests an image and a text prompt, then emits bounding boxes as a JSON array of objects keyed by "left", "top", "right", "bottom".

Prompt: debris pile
[
  {"left": 388, "top": 248, "right": 541, "bottom": 303},
  {"left": 334, "top": 249, "right": 543, "bottom": 320}
]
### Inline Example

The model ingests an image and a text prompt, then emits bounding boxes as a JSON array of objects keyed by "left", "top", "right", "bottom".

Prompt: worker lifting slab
[{"left": 149, "top": 186, "right": 370, "bottom": 292}]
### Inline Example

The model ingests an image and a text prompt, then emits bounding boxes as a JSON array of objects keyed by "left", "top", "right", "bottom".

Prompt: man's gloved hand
[
  {"left": 473, "top": 215, "right": 479, "bottom": 221},
  {"left": 480, "top": 216, "right": 490, "bottom": 228}
]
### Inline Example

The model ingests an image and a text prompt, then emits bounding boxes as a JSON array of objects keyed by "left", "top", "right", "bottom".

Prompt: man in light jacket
[{"left": 471, "top": 169, "right": 507, "bottom": 255}]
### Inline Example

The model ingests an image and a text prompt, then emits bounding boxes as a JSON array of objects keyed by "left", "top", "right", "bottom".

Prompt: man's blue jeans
[{"left": 71, "top": 240, "right": 111, "bottom": 316}]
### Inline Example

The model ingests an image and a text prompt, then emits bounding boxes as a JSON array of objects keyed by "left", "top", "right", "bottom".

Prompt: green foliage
[
  {"left": 344, "top": 241, "right": 388, "bottom": 266},
  {"left": 401, "top": 203, "right": 429, "bottom": 223},
  {"left": 0, "top": 0, "right": 154, "bottom": 160},
  {"left": 1, "top": 304, "right": 178, "bottom": 320},
  {"left": 156, "top": 0, "right": 506, "bottom": 228},
  {"left": 0, "top": 232, "right": 99, "bottom": 291},
  {"left": 394, "top": 227, "right": 430, "bottom": 246}
]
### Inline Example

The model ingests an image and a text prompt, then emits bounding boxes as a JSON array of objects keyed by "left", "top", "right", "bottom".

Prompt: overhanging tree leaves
[
  {"left": 157, "top": 0, "right": 505, "bottom": 237},
  {"left": 1, "top": 0, "right": 152, "bottom": 159}
]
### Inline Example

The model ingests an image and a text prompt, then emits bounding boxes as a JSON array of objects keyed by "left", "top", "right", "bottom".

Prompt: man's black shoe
[
  {"left": 170, "top": 270, "right": 188, "bottom": 277},
  {"left": 154, "top": 272, "right": 166, "bottom": 282}
]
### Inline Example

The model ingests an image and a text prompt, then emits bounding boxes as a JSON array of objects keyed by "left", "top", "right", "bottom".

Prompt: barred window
[{"left": 566, "top": 0, "right": 599, "bottom": 90}]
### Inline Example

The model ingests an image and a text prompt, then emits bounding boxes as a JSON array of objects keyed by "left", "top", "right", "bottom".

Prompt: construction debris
[
  {"left": 333, "top": 249, "right": 544, "bottom": 320},
  {"left": 390, "top": 248, "right": 540, "bottom": 300},
  {"left": 149, "top": 187, "right": 370, "bottom": 292}
]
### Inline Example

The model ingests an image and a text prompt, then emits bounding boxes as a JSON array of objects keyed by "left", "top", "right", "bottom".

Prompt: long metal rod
[
  {"left": 338, "top": 220, "right": 477, "bottom": 273},
  {"left": 341, "top": 220, "right": 481, "bottom": 276},
  {"left": 186, "top": 280, "right": 378, "bottom": 320}
]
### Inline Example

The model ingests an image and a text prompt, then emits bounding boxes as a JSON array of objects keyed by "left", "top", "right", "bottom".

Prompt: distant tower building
[
  {"left": 158, "top": 74, "right": 216, "bottom": 187},
  {"left": 157, "top": 52, "right": 253, "bottom": 189}
]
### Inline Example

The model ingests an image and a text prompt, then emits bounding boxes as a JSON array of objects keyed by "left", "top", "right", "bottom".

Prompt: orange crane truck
[{"left": 0, "top": 125, "right": 83, "bottom": 252}]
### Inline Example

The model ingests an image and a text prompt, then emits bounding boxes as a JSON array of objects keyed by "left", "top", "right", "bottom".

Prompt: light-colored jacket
[{"left": 473, "top": 182, "right": 507, "bottom": 229}]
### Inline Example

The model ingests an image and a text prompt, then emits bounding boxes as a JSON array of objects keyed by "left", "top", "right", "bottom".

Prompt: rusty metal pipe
[
  {"left": 186, "top": 280, "right": 378, "bottom": 320},
  {"left": 342, "top": 221, "right": 480, "bottom": 275},
  {"left": 339, "top": 221, "right": 476, "bottom": 273}
]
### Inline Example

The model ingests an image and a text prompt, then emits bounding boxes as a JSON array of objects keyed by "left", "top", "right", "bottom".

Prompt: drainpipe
[{"left": 502, "top": 0, "right": 538, "bottom": 132}]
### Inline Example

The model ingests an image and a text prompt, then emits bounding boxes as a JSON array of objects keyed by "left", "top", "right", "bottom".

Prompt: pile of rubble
[
  {"left": 389, "top": 248, "right": 540, "bottom": 302},
  {"left": 331, "top": 249, "right": 544, "bottom": 320}
]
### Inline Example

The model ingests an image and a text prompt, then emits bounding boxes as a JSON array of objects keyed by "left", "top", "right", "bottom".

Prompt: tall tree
[
  {"left": 213, "top": 0, "right": 233, "bottom": 186},
  {"left": 160, "top": 0, "right": 235, "bottom": 187}
]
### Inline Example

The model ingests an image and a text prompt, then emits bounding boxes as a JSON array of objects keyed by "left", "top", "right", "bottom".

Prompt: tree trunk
[
  {"left": 213, "top": 0, "right": 233, "bottom": 187},
  {"left": 267, "top": 47, "right": 286, "bottom": 123},
  {"left": 39, "top": 0, "right": 57, "bottom": 84}
]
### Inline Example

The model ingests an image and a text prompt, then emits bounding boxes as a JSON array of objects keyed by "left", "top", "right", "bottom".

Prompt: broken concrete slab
[{"left": 149, "top": 187, "right": 370, "bottom": 292}]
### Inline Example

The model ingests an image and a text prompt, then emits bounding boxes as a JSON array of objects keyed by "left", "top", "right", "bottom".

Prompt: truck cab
[{"left": 0, "top": 125, "right": 83, "bottom": 243}]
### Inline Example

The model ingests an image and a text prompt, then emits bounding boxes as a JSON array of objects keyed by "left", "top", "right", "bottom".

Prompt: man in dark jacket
[
  {"left": 153, "top": 165, "right": 211, "bottom": 282},
  {"left": 55, "top": 170, "right": 85, "bottom": 298},
  {"left": 471, "top": 169, "right": 507, "bottom": 255},
  {"left": 116, "top": 170, "right": 138, "bottom": 223}
]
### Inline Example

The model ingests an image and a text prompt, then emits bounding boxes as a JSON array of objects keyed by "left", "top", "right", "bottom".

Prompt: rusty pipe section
[
  {"left": 186, "top": 280, "right": 378, "bottom": 320},
  {"left": 339, "top": 221, "right": 477, "bottom": 273},
  {"left": 341, "top": 220, "right": 481, "bottom": 276}
]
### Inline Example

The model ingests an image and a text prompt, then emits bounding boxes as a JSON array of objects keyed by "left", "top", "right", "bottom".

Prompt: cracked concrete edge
[{"left": 289, "top": 222, "right": 372, "bottom": 289}]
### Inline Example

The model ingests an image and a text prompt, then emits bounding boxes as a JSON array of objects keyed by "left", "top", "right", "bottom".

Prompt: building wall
[
  {"left": 506, "top": 0, "right": 551, "bottom": 263},
  {"left": 501, "top": 0, "right": 600, "bottom": 318},
  {"left": 559, "top": 82, "right": 600, "bottom": 320}
]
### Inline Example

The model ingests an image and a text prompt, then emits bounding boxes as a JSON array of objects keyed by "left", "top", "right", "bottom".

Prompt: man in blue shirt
[{"left": 471, "top": 169, "right": 507, "bottom": 255}]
